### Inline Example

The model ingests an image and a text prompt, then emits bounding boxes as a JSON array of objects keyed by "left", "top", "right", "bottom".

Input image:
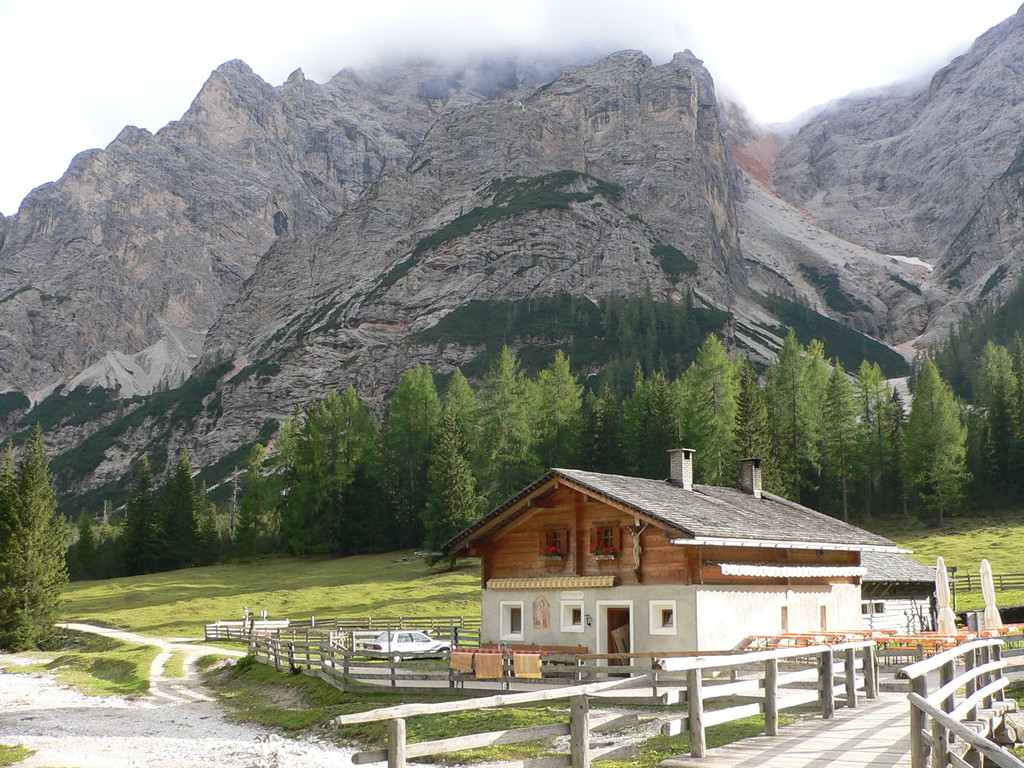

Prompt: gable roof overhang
[
  {"left": 443, "top": 470, "right": 686, "bottom": 556},
  {"left": 671, "top": 536, "right": 900, "bottom": 553}
]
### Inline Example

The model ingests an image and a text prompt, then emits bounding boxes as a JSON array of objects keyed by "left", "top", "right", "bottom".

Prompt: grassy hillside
[
  {"left": 872, "top": 510, "right": 1024, "bottom": 612},
  {"left": 63, "top": 552, "right": 481, "bottom": 638},
  {"left": 61, "top": 512, "right": 1024, "bottom": 639}
]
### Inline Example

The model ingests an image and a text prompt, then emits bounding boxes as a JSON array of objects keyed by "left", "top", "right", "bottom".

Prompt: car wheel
[
  {"left": 391, "top": 653, "right": 403, "bottom": 663},
  {"left": 440, "top": 647, "right": 451, "bottom": 656}
]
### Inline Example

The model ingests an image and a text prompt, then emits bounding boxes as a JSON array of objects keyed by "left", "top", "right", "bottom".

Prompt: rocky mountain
[
  {"left": 0, "top": 57, "right": 547, "bottom": 401},
  {"left": 773, "top": 6, "right": 1024, "bottom": 345},
  {"left": 6, "top": 34, "right": 998, "bottom": 505}
]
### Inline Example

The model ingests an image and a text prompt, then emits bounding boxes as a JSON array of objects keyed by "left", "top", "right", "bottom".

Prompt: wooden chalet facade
[{"left": 445, "top": 450, "right": 902, "bottom": 653}]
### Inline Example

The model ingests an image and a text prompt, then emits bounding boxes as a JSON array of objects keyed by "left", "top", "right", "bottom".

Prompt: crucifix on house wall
[{"left": 626, "top": 519, "right": 649, "bottom": 570}]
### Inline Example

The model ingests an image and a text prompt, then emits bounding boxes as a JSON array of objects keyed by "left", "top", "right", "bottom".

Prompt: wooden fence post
[
  {"left": 864, "top": 643, "right": 878, "bottom": 699},
  {"left": 688, "top": 668, "right": 706, "bottom": 758},
  {"left": 570, "top": 695, "right": 590, "bottom": 768},
  {"left": 387, "top": 717, "right": 407, "bottom": 768},
  {"left": 844, "top": 647, "right": 858, "bottom": 708},
  {"left": 820, "top": 649, "right": 835, "bottom": 719},
  {"left": 909, "top": 676, "right": 929, "bottom": 768},
  {"left": 992, "top": 644, "right": 1005, "bottom": 703},
  {"left": 940, "top": 660, "right": 955, "bottom": 714},
  {"left": 765, "top": 658, "right": 779, "bottom": 737}
]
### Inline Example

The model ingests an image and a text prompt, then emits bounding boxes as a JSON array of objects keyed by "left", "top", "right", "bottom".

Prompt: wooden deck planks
[{"left": 660, "top": 693, "right": 910, "bottom": 768}]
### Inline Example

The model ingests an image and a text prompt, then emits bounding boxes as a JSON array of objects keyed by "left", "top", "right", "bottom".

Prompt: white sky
[{"left": 0, "top": 0, "right": 1020, "bottom": 215}]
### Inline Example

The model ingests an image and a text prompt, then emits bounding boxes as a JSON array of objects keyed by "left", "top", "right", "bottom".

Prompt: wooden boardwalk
[{"left": 661, "top": 693, "right": 910, "bottom": 768}]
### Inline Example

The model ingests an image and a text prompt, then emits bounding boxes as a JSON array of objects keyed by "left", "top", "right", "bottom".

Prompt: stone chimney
[
  {"left": 740, "top": 458, "right": 763, "bottom": 498},
  {"left": 668, "top": 448, "right": 695, "bottom": 491}
]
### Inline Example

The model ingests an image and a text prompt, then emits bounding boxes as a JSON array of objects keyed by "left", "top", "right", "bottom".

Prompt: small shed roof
[
  {"left": 860, "top": 550, "right": 936, "bottom": 584},
  {"left": 444, "top": 468, "right": 897, "bottom": 554}
]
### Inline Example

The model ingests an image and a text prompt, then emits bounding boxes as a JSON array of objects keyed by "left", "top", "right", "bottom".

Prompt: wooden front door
[{"left": 606, "top": 607, "right": 631, "bottom": 665}]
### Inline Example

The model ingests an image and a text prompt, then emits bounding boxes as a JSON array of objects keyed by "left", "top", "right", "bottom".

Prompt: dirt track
[{"left": 0, "top": 623, "right": 359, "bottom": 767}]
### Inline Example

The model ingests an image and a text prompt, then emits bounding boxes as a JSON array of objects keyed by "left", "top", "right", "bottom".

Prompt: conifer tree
[
  {"left": 906, "top": 360, "right": 969, "bottom": 525},
  {"left": 71, "top": 510, "right": 98, "bottom": 580},
  {"left": 423, "top": 407, "right": 484, "bottom": 568},
  {"left": 277, "top": 388, "right": 379, "bottom": 554},
  {"left": 734, "top": 360, "right": 778, "bottom": 490},
  {"left": 383, "top": 365, "right": 441, "bottom": 548},
  {"left": 157, "top": 446, "right": 200, "bottom": 570},
  {"left": 822, "top": 362, "right": 859, "bottom": 522},
  {"left": 196, "top": 484, "right": 220, "bottom": 567},
  {"left": 122, "top": 458, "right": 160, "bottom": 575},
  {"left": 622, "top": 367, "right": 677, "bottom": 478},
  {"left": 235, "top": 444, "right": 268, "bottom": 558},
  {"left": 584, "top": 384, "right": 625, "bottom": 474},
  {"left": 975, "top": 341, "right": 1017, "bottom": 502},
  {"left": 855, "top": 362, "right": 893, "bottom": 517},
  {"left": 766, "top": 330, "right": 805, "bottom": 501},
  {"left": 678, "top": 335, "right": 740, "bottom": 485},
  {"left": 478, "top": 347, "right": 540, "bottom": 503},
  {"left": 534, "top": 351, "right": 583, "bottom": 469},
  {"left": 0, "top": 427, "right": 68, "bottom": 651}
]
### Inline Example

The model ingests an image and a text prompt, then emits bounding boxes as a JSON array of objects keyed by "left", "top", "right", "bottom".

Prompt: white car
[{"left": 365, "top": 630, "right": 452, "bottom": 662}]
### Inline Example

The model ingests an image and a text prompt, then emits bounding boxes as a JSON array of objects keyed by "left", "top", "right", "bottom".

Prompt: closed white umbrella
[
  {"left": 936, "top": 556, "right": 958, "bottom": 636},
  {"left": 981, "top": 558, "right": 1004, "bottom": 632}
]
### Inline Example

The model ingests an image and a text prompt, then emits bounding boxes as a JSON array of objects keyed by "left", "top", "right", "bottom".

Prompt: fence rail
[
  {"left": 242, "top": 625, "right": 876, "bottom": 766},
  {"left": 953, "top": 572, "right": 1024, "bottom": 593},
  {"left": 897, "top": 637, "right": 1024, "bottom": 768}
]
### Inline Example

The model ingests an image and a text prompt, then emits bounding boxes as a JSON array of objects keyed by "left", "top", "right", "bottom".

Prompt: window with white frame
[
  {"left": 501, "top": 601, "right": 524, "bottom": 640},
  {"left": 649, "top": 600, "right": 676, "bottom": 635},
  {"left": 561, "top": 600, "right": 585, "bottom": 633}
]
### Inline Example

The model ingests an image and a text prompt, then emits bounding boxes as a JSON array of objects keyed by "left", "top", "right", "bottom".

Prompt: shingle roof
[
  {"left": 444, "top": 467, "right": 897, "bottom": 553},
  {"left": 860, "top": 550, "right": 936, "bottom": 583},
  {"left": 555, "top": 468, "right": 896, "bottom": 548}
]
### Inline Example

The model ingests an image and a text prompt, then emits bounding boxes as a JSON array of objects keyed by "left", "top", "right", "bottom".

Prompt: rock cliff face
[
  {"left": 0, "top": 58, "right": 540, "bottom": 400},
  {"left": 772, "top": 6, "right": 1024, "bottom": 343}
]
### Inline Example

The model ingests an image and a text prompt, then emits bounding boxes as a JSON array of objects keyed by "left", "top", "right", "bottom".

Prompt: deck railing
[{"left": 898, "top": 637, "right": 1024, "bottom": 768}]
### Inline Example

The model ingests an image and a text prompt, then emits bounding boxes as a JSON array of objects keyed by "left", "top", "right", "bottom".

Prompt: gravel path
[{"left": 0, "top": 624, "right": 360, "bottom": 768}]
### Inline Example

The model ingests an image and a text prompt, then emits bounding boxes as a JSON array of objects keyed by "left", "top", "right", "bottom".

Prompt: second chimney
[
  {"left": 740, "top": 458, "right": 763, "bottom": 498},
  {"left": 668, "top": 448, "right": 695, "bottom": 491}
]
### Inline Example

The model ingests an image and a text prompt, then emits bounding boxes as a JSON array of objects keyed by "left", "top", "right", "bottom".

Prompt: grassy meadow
[
  {"left": 62, "top": 551, "right": 481, "bottom": 637},
  {"left": 870, "top": 509, "right": 1024, "bottom": 612}
]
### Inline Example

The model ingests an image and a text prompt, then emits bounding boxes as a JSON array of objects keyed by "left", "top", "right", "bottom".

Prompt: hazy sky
[{"left": 0, "top": 0, "right": 1020, "bottom": 215}]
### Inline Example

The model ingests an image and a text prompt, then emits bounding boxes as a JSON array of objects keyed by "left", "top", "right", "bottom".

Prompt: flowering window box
[
  {"left": 540, "top": 554, "right": 566, "bottom": 562},
  {"left": 593, "top": 553, "right": 617, "bottom": 561}
]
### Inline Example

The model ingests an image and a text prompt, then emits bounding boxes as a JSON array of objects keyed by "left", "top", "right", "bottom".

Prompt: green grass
[
  {"left": 163, "top": 651, "right": 187, "bottom": 679},
  {"left": 3, "top": 629, "right": 156, "bottom": 697},
  {"left": 0, "top": 744, "right": 36, "bottom": 766},
  {"left": 871, "top": 509, "right": 1024, "bottom": 612},
  {"left": 63, "top": 551, "right": 481, "bottom": 638}
]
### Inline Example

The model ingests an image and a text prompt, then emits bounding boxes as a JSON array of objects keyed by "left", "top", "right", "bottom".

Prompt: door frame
[{"left": 595, "top": 600, "right": 634, "bottom": 657}]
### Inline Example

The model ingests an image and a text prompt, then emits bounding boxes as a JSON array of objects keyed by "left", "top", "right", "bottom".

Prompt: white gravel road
[{"left": 0, "top": 624, "right": 361, "bottom": 768}]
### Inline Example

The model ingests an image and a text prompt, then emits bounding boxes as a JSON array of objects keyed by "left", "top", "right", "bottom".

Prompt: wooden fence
[
  {"left": 205, "top": 618, "right": 481, "bottom": 649},
  {"left": 244, "top": 627, "right": 877, "bottom": 766},
  {"left": 953, "top": 572, "right": 1024, "bottom": 593},
  {"left": 898, "top": 638, "right": 1024, "bottom": 768}
]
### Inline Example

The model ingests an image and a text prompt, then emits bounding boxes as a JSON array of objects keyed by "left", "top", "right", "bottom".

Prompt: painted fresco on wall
[{"left": 533, "top": 595, "right": 550, "bottom": 629}]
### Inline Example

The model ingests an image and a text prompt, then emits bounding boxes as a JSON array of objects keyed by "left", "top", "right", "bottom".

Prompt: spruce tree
[
  {"left": 622, "top": 367, "right": 677, "bottom": 478},
  {"left": 423, "top": 407, "right": 484, "bottom": 568},
  {"left": 822, "top": 362, "right": 859, "bottom": 522},
  {"left": 678, "top": 335, "right": 739, "bottom": 486},
  {"left": 734, "top": 360, "right": 778, "bottom": 490},
  {"left": 585, "top": 384, "right": 625, "bottom": 474},
  {"left": 157, "top": 446, "right": 200, "bottom": 570},
  {"left": 71, "top": 510, "right": 98, "bottom": 580},
  {"left": 0, "top": 427, "right": 68, "bottom": 651},
  {"left": 855, "top": 362, "right": 890, "bottom": 518},
  {"left": 534, "top": 351, "right": 583, "bottom": 469},
  {"left": 975, "top": 342, "right": 1017, "bottom": 502},
  {"left": 235, "top": 444, "right": 268, "bottom": 559},
  {"left": 906, "top": 360, "right": 970, "bottom": 525},
  {"left": 196, "top": 484, "right": 220, "bottom": 567},
  {"left": 121, "top": 458, "right": 160, "bottom": 575},
  {"left": 478, "top": 347, "right": 540, "bottom": 503},
  {"left": 766, "top": 330, "right": 805, "bottom": 501},
  {"left": 382, "top": 365, "right": 441, "bottom": 548}
]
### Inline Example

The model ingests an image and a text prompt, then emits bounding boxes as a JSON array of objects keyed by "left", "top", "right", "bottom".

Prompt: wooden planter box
[{"left": 593, "top": 554, "right": 617, "bottom": 561}]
